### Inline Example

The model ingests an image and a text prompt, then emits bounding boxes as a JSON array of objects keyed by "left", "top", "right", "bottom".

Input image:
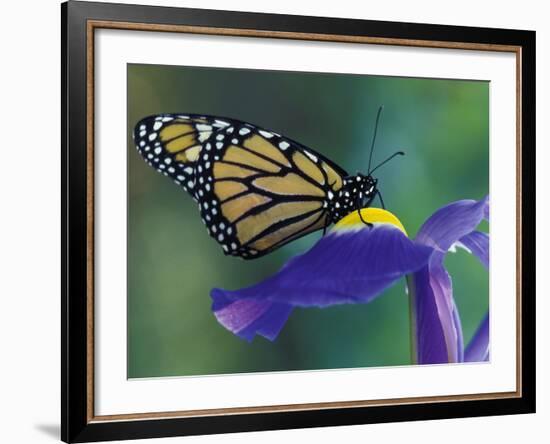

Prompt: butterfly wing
[
  {"left": 134, "top": 114, "right": 233, "bottom": 196},
  {"left": 134, "top": 114, "right": 347, "bottom": 259}
]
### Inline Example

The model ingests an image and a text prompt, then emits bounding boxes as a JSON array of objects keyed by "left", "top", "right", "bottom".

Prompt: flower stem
[{"left": 406, "top": 275, "right": 418, "bottom": 365}]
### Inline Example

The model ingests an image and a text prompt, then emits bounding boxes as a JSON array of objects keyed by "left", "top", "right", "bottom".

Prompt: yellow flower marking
[{"left": 334, "top": 208, "right": 407, "bottom": 235}]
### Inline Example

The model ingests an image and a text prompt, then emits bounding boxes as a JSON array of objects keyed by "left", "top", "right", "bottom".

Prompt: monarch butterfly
[{"left": 133, "top": 108, "right": 402, "bottom": 259}]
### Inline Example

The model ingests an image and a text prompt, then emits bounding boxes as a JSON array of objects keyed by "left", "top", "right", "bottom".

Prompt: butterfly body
[{"left": 133, "top": 114, "right": 379, "bottom": 259}]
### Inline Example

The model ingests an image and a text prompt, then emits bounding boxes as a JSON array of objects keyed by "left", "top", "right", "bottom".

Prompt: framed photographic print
[{"left": 61, "top": 1, "right": 536, "bottom": 442}]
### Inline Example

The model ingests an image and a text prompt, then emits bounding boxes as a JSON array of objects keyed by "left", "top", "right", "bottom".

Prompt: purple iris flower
[{"left": 211, "top": 196, "right": 490, "bottom": 365}]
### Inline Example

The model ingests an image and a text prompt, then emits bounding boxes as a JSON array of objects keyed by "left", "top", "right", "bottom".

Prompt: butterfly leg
[
  {"left": 356, "top": 197, "right": 373, "bottom": 228},
  {"left": 322, "top": 216, "right": 331, "bottom": 236}
]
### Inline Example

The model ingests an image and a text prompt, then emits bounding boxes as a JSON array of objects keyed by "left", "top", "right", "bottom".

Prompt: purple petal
[
  {"left": 458, "top": 231, "right": 489, "bottom": 269},
  {"left": 409, "top": 269, "right": 448, "bottom": 364},
  {"left": 411, "top": 197, "right": 489, "bottom": 363},
  {"left": 464, "top": 312, "right": 490, "bottom": 362},
  {"left": 410, "top": 252, "right": 463, "bottom": 364},
  {"left": 452, "top": 299, "right": 464, "bottom": 363},
  {"left": 211, "top": 291, "right": 293, "bottom": 342},
  {"left": 214, "top": 225, "right": 433, "bottom": 309},
  {"left": 416, "top": 196, "right": 489, "bottom": 252}
]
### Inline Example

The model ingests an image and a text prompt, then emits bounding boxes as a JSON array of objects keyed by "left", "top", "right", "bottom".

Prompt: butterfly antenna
[
  {"left": 369, "top": 151, "right": 405, "bottom": 175},
  {"left": 367, "top": 105, "right": 384, "bottom": 175}
]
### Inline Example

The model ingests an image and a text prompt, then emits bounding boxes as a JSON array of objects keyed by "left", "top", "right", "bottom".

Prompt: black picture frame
[{"left": 62, "top": 1, "right": 536, "bottom": 442}]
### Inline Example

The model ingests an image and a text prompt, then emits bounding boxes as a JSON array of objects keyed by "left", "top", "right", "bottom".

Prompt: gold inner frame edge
[{"left": 85, "top": 19, "right": 523, "bottom": 423}]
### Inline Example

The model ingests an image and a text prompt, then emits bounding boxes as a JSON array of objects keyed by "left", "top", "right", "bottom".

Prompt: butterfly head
[{"left": 328, "top": 173, "right": 378, "bottom": 223}]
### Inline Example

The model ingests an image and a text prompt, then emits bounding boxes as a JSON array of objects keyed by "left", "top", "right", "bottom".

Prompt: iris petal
[
  {"left": 211, "top": 209, "right": 432, "bottom": 340},
  {"left": 411, "top": 196, "right": 489, "bottom": 364},
  {"left": 213, "top": 224, "right": 432, "bottom": 309},
  {"left": 459, "top": 231, "right": 490, "bottom": 361},
  {"left": 464, "top": 312, "right": 490, "bottom": 362},
  {"left": 411, "top": 253, "right": 463, "bottom": 364},
  {"left": 408, "top": 269, "right": 449, "bottom": 364},
  {"left": 416, "top": 196, "right": 489, "bottom": 252},
  {"left": 459, "top": 231, "right": 489, "bottom": 269},
  {"left": 211, "top": 291, "right": 293, "bottom": 342}
]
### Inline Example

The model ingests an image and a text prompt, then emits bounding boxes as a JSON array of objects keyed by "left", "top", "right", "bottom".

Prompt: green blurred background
[{"left": 127, "top": 64, "right": 489, "bottom": 378}]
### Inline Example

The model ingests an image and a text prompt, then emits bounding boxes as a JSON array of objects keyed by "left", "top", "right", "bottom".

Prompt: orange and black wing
[{"left": 134, "top": 114, "right": 347, "bottom": 259}]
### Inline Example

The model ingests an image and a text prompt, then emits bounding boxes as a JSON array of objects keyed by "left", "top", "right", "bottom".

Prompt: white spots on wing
[
  {"left": 147, "top": 154, "right": 153, "bottom": 159},
  {"left": 164, "top": 158, "right": 172, "bottom": 165},
  {"left": 304, "top": 150, "right": 318, "bottom": 162},
  {"left": 216, "top": 142, "right": 224, "bottom": 149},
  {"left": 231, "top": 138, "right": 239, "bottom": 144},
  {"left": 226, "top": 127, "right": 234, "bottom": 134},
  {"left": 214, "top": 120, "right": 230, "bottom": 127},
  {"left": 178, "top": 115, "right": 190, "bottom": 119},
  {"left": 279, "top": 141, "right": 290, "bottom": 150},
  {"left": 184, "top": 167, "right": 193, "bottom": 175},
  {"left": 205, "top": 162, "right": 211, "bottom": 169},
  {"left": 148, "top": 132, "right": 157, "bottom": 142},
  {"left": 239, "top": 127, "right": 251, "bottom": 136},
  {"left": 216, "top": 134, "right": 225, "bottom": 141},
  {"left": 259, "top": 130, "right": 274, "bottom": 138},
  {"left": 177, "top": 175, "right": 185, "bottom": 181},
  {"left": 139, "top": 140, "right": 145, "bottom": 147},
  {"left": 154, "top": 147, "right": 162, "bottom": 155},
  {"left": 139, "top": 130, "right": 146, "bottom": 137},
  {"left": 327, "top": 191, "right": 334, "bottom": 200},
  {"left": 198, "top": 131, "right": 212, "bottom": 142},
  {"left": 231, "top": 242, "right": 237, "bottom": 250},
  {"left": 187, "top": 181, "right": 194, "bottom": 189},
  {"left": 161, "top": 116, "right": 174, "bottom": 122},
  {"left": 196, "top": 124, "right": 212, "bottom": 132},
  {"left": 153, "top": 121, "right": 162, "bottom": 131},
  {"left": 168, "top": 167, "right": 175, "bottom": 173},
  {"left": 217, "top": 233, "right": 224, "bottom": 242},
  {"left": 144, "top": 146, "right": 150, "bottom": 152}
]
